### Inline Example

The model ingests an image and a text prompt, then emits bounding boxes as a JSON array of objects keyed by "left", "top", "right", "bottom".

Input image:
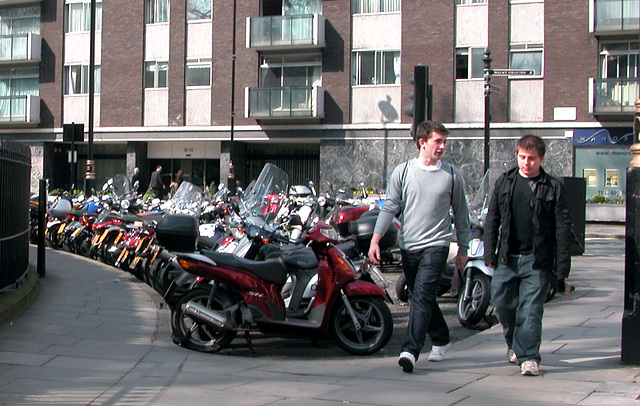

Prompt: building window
[
  {"left": 600, "top": 41, "right": 639, "bottom": 80},
  {"left": 509, "top": 44, "right": 543, "bottom": 76},
  {"left": 64, "top": 64, "right": 101, "bottom": 94},
  {"left": 605, "top": 169, "right": 619, "bottom": 187},
  {"left": 0, "top": 7, "right": 41, "bottom": 35},
  {"left": 186, "top": 60, "right": 211, "bottom": 86},
  {"left": 456, "top": 47, "right": 485, "bottom": 79},
  {"left": 584, "top": 169, "right": 597, "bottom": 187},
  {"left": 260, "top": 54, "right": 322, "bottom": 88},
  {"left": 456, "top": 0, "right": 487, "bottom": 4},
  {"left": 145, "top": 0, "right": 169, "bottom": 24},
  {"left": 187, "top": 0, "right": 212, "bottom": 20},
  {"left": 65, "top": 1, "right": 102, "bottom": 33},
  {"left": 352, "top": 0, "right": 401, "bottom": 14},
  {"left": 351, "top": 50, "right": 400, "bottom": 85},
  {"left": 0, "top": 67, "right": 39, "bottom": 119},
  {"left": 144, "top": 61, "right": 168, "bottom": 88}
]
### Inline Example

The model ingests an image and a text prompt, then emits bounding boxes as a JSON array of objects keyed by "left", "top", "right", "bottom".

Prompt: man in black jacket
[{"left": 484, "top": 135, "right": 572, "bottom": 377}]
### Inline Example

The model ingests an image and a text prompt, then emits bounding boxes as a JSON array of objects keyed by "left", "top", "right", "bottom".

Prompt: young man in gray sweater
[{"left": 368, "top": 120, "right": 469, "bottom": 373}]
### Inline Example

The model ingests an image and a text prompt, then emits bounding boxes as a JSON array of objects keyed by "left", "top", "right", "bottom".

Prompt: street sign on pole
[
  {"left": 489, "top": 84, "right": 503, "bottom": 94},
  {"left": 489, "top": 69, "right": 534, "bottom": 76}
]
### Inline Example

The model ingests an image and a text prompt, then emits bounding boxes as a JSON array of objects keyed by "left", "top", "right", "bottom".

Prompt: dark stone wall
[{"left": 319, "top": 135, "right": 573, "bottom": 195}]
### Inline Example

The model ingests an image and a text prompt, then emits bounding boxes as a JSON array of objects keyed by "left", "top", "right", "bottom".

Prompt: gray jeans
[{"left": 491, "top": 254, "right": 551, "bottom": 364}]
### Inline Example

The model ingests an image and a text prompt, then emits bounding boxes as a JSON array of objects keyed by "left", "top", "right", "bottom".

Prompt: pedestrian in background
[
  {"left": 368, "top": 120, "right": 469, "bottom": 373},
  {"left": 132, "top": 167, "right": 141, "bottom": 190},
  {"left": 483, "top": 135, "right": 572, "bottom": 376},
  {"left": 170, "top": 169, "right": 184, "bottom": 195},
  {"left": 149, "top": 165, "right": 165, "bottom": 198}
]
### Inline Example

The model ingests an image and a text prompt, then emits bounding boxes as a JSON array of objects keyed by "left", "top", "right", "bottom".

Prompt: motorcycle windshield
[
  {"left": 239, "top": 163, "right": 288, "bottom": 223},
  {"left": 470, "top": 168, "right": 505, "bottom": 220},
  {"left": 163, "top": 181, "right": 204, "bottom": 216},
  {"left": 103, "top": 174, "right": 131, "bottom": 199}
]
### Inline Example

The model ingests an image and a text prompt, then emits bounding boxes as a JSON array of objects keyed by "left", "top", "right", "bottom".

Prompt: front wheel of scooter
[
  {"left": 170, "top": 287, "right": 238, "bottom": 353},
  {"left": 457, "top": 271, "right": 491, "bottom": 327},
  {"left": 331, "top": 296, "right": 393, "bottom": 356}
]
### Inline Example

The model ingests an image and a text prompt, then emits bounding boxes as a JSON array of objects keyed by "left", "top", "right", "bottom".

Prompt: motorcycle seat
[{"left": 200, "top": 250, "right": 289, "bottom": 287}]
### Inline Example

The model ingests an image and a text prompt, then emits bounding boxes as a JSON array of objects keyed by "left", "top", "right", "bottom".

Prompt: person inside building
[
  {"left": 170, "top": 169, "right": 184, "bottom": 195},
  {"left": 483, "top": 134, "right": 572, "bottom": 376},
  {"left": 149, "top": 165, "right": 165, "bottom": 198},
  {"left": 368, "top": 120, "right": 469, "bottom": 373},
  {"left": 131, "top": 167, "right": 141, "bottom": 190}
]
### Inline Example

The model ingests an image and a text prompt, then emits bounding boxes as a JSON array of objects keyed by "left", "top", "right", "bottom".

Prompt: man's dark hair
[
  {"left": 516, "top": 135, "right": 546, "bottom": 157},
  {"left": 415, "top": 120, "right": 449, "bottom": 149}
]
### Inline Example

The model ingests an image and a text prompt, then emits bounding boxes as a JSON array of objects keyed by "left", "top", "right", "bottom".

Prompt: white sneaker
[
  {"left": 398, "top": 351, "right": 416, "bottom": 373},
  {"left": 507, "top": 348, "right": 518, "bottom": 364},
  {"left": 427, "top": 343, "right": 451, "bottom": 362},
  {"left": 520, "top": 360, "right": 540, "bottom": 376}
]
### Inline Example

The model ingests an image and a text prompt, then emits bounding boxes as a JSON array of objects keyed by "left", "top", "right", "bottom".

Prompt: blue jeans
[
  {"left": 491, "top": 254, "right": 551, "bottom": 364},
  {"left": 400, "top": 246, "right": 450, "bottom": 359}
]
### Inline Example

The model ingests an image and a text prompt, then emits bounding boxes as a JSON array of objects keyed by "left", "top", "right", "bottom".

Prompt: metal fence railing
[{"left": 0, "top": 138, "right": 31, "bottom": 291}]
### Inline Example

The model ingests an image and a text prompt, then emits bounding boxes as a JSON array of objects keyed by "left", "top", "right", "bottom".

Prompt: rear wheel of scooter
[
  {"left": 171, "top": 287, "right": 238, "bottom": 353},
  {"left": 457, "top": 271, "right": 491, "bottom": 327},
  {"left": 330, "top": 296, "right": 393, "bottom": 355},
  {"left": 395, "top": 273, "right": 410, "bottom": 303},
  {"left": 395, "top": 273, "right": 451, "bottom": 304}
]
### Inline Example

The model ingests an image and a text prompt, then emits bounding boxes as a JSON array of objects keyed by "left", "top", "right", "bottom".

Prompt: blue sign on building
[{"left": 573, "top": 128, "right": 634, "bottom": 146}]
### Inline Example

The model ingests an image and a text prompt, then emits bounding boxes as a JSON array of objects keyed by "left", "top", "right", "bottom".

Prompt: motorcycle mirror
[{"left": 133, "top": 180, "right": 139, "bottom": 191}]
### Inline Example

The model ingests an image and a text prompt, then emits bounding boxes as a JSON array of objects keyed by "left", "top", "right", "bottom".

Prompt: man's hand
[
  {"left": 368, "top": 233, "right": 383, "bottom": 264},
  {"left": 455, "top": 254, "right": 468, "bottom": 271}
]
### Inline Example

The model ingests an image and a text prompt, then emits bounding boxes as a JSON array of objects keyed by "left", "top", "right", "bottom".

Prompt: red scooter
[{"left": 166, "top": 219, "right": 394, "bottom": 356}]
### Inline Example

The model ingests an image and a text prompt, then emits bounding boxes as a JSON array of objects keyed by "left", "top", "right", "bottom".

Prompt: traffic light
[
  {"left": 63, "top": 123, "right": 84, "bottom": 142},
  {"left": 403, "top": 65, "right": 429, "bottom": 139}
]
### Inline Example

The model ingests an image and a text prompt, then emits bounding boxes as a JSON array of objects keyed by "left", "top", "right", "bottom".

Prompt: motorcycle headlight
[
  {"left": 318, "top": 196, "right": 326, "bottom": 207},
  {"left": 319, "top": 226, "right": 338, "bottom": 241},
  {"left": 120, "top": 199, "right": 130, "bottom": 210}
]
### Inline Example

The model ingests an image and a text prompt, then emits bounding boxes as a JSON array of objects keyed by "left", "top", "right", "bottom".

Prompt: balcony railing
[
  {"left": 0, "top": 33, "right": 41, "bottom": 64},
  {"left": 246, "top": 14, "right": 325, "bottom": 50},
  {"left": 245, "top": 86, "right": 324, "bottom": 119},
  {"left": 591, "top": 78, "right": 639, "bottom": 114},
  {"left": 594, "top": 0, "right": 640, "bottom": 32},
  {"left": 0, "top": 95, "right": 40, "bottom": 125}
]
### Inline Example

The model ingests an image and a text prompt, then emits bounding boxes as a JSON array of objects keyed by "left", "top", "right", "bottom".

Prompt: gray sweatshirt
[{"left": 374, "top": 159, "right": 469, "bottom": 255}]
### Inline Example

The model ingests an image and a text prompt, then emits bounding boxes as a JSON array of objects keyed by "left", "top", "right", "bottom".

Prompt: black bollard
[
  {"left": 621, "top": 99, "right": 640, "bottom": 365},
  {"left": 37, "top": 179, "right": 46, "bottom": 278}
]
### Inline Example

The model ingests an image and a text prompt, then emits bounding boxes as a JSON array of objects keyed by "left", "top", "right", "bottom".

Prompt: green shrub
[{"left": 590, "top": 194, "right": 607, "bottom": 204}]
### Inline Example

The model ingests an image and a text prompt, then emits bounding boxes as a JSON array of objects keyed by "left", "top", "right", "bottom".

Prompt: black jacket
[{"left": 483, "top": 167, "right": 572, "bottom": 278}]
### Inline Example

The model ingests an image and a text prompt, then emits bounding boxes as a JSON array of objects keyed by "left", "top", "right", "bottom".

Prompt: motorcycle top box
[
  {"left": 156, "top": 214, "right": 199, "bottom": 252},
  {"left": 348, "top": 212, "right": 398, "bottom": 254}
]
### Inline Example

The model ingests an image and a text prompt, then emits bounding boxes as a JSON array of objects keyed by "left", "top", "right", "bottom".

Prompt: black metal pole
[
  {"left": 622, "top": 98, "right": 640, "bottom": 364},
  {"left": 227, "top": 0, "right": 237, "bottom": 194},
  {"left": 483, "top": 49, "right": 492, "bottom": 174},
  {"left": 37, "top": 179, "right": 46, "bottom": 278},
  {"left": 85, "top": 0, "right": 96, "bottom": 195}
]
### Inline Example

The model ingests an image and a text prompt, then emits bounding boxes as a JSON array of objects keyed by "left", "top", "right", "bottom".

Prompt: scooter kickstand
[{"left": 244, "top": 331, "right": 255, "bottom": 357}]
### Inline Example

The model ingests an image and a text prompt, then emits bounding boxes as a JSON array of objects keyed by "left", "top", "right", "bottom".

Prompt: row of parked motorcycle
[{"left": 31, "top": 163, "right": 508, "bottom": 356}]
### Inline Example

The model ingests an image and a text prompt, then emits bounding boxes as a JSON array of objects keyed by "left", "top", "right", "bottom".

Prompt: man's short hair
[
  {"left": 516, "top": 135, "right": 546, "bottom": 157},
  {"left": 414, "top": 120, "right": 449, "bottom": 149}
]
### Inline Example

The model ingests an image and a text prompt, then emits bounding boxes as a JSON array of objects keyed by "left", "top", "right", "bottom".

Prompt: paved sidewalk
[{"left": 0, "top": 240, "right": 638, "bottom": 405}]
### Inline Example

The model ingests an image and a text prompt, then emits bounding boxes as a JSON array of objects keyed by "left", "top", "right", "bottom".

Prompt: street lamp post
[
  {"left": 483, "top": 49, "right": 492, "bottom": 174},
  {"left": 84, "top": 0, "right": 97, "bottom": 194},
  {"left": 227, "top": 0, "right": 237, "bottom": 194}
]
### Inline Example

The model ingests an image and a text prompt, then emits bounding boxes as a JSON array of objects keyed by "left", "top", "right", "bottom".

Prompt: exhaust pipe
[{"left": 183, "top": 300, "right": 231, "bottom": 331}]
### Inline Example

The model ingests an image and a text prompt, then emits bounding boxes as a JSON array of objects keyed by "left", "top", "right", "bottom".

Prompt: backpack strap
[{"left": 400, "top": 160, "right": 410, "bottom": 204}]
